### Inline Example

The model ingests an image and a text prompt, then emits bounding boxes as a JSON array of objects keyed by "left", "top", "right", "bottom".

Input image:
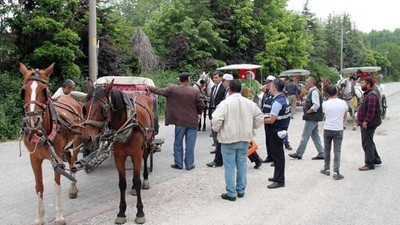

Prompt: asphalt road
[{"left": 1, "top": 82, "right": 400, "bottom": 225}]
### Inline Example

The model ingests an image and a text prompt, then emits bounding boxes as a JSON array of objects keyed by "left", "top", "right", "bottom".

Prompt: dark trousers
[
  {"left": 264, "top": 125, "right": 273, "bottom": 161},
  {"left": 267, "top": 132, "right": 285, "bottom": 183},
  {"left": 248, "top": 151, "right": 261, "bottom": 163},
  {"left": 361, "top": 127, "right": 381, "bottom": 168},
  {"left": 214, "top": 142, "right": 223, "bottom": 165}
]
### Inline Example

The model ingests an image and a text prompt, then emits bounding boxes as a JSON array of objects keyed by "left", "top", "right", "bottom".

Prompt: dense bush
[{"left": 0, "top": 71, "right": 23, "bottom": 141}]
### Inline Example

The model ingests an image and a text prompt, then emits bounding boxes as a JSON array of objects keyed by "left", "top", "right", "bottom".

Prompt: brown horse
[
  {"left": 82, "top": 80, "right": 155, "bottom": 224},
  {"left": 19, "top": 62, "right": 83, "bottom": 225}
]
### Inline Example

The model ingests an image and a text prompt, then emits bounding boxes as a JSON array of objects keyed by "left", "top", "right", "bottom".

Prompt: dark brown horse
[
  {"left": 19, "top": 62, "right": 83, "bottom": 225},
  {"left": 81, "top": 80, "right": 155, "bottom": 224}
]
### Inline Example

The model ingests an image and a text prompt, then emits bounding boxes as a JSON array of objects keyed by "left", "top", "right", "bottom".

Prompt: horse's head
[
  {"left": 19, "top": 62, "right": 54, "bottom": 130},
  {"left": 81, "top": 79, "right": 114, "bottom": 147},
  {"left": 195, "top": 72, "right": 212, "bottom": 96}
]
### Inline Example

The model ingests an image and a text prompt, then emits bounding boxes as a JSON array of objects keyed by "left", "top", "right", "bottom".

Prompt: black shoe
[
  {"left": 237, "top": 193, "right": 245, "bottom": 198},
  {"left": 270, "top": 163, "right": 275, "bottom": 167},
  {"left": 186, "top": 165, "right": 195, "bottom": 170},
  {"left": 170, "top": 164, "right": 182, "bottom": 170},
  {"left": 207, "top": 161, "right": 223, "bottom": 167},
  {"left": 210, "top": 149, "right": 217, "bottom": 154},
  {"left": 268, "top": 177, "right": 274, "bottom": 182},
  {"left": 268, "top": 182, "right": 285, "bottom": 189},
  {"left": 288, "top": 153, "right": 302, "bottom": 160},
  {"left": 263, "top": 157, "right": 273, "bottom": 163},
  {"left": 285, "top": 144, "right": 293, "bottom": 150},
  {"left": 254, "top": 160, "right": 263, "bottom": 169},
  {"left": 311, "top": 155, "right": 324, "bottom": 160},
  {"left": 375, "top": 159, "right": 382, "bottom": 165},
  {"left": 221, "top": 193, "right": 236, "bottom": 201},
  {"left": 212, "top": 143, "right": 216, "bottom": 146}
]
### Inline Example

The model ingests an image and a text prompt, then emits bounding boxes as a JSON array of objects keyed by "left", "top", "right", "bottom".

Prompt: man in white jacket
[{"left": 212, "top": 80, "right": 264, "bottom": 201}]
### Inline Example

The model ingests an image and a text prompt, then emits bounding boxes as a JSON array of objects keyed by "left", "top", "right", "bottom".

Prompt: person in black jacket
[
  {"left": 207, "top": 71, "right": 226, "bottom": 167},
  {"left": 289, "top": 77, "right": 325, "bottom": 160}
]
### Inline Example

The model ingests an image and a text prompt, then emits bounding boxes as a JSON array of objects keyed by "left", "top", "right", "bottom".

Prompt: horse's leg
[
  {"left": 141, "top": 144, "right": 150, "bottom": 190},
  {"left": 68, "top": 138, "right": 80, "bottom": 199},
  {"left": 343, "top": 104, "right": 348, "bottom": 130},
  {"left": 198, "top": 118, "right": 201, "bottom": 131},
  {"left": 202, "top": 110, "right": 207, "bottom": 131},
  {"left": 31, "top": 157, "right": 45, "bottom": 225},
  {"left": 115, "top": 154, "right": 128, "bottom": 224},
  {"left": 132, "top": 152, "right": 145, "bottom": 224},
  {"left": 352, "top": 107, "right": 357, "bottom": 131},
  {"left": 54, "top": 170, "right": 66, "bottom": 225}
]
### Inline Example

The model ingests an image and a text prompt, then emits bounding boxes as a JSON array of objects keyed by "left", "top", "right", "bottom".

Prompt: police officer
[
  {"left": 264, "top": 79, "right": 291, "bottom": 189},
  {"left": 261, "top": 75, "right": 276, "bottom": 163}
]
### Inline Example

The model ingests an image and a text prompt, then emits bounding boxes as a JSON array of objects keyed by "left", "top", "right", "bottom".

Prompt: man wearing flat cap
[
  {"left": 147, "top": 72, "right": 205, "bottom": 170},
  {"left": 222, "top": 74, "right": 234, "bottom": 99},
  {"left": 260, "top": 75, "right": 276, "bottom": 164}
]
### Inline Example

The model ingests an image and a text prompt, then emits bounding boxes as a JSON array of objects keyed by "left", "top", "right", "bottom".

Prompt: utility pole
[
  {"left": 89, "top": 0, "right": 98, "bottom": 82},
  {"left": 340, "top": 28, "right": 349, "bottom": 77},
  {"left": 340, "top": 27, "right": 344, "bottom": 76}
]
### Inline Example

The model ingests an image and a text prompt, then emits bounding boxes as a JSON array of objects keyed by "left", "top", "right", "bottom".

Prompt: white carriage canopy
[
  {"left": 279, "top": 69, "right": 310, "bottom": 77},
  {"left": 341, "top": 67, "right": 381, "bottom": 74},
  {"left": 94, "top": 76, "right": 155, "bottom": 86}
]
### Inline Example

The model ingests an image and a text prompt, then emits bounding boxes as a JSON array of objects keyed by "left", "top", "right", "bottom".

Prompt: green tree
[
  {"left": 10, "top": 0, "right": 83, "bottom": 86},
  {"left": 144, "top": 0, "right": 227, "bottom": 72},
  {"left": 254, "top": 0, "right": 311, "bottom": 74},
  {"left": 0, "top": 1, "right": 17, "bottom": 72}
]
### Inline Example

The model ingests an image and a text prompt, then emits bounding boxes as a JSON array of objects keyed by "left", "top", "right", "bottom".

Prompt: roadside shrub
[{"left": 0, "top": 71, "right": 23, "bottom": 141}]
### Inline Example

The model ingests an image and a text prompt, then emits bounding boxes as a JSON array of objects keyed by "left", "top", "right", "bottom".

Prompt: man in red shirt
[{"left": 357, "top": 77, "right": 382, "bottom": 171}]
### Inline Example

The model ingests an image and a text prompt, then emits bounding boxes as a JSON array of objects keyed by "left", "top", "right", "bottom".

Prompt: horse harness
[
  {"left": 84, "top": 90, "right": 155, "bottom": 152},
  {"left": 19, "top": 70, "right": 82, "bottom": 182}
]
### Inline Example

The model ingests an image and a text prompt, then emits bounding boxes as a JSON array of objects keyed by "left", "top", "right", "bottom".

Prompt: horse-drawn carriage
[
  {"left": 19, "top": 61, "right": 165, "bottom": 224},
  {"left": 279, "top": 69, "right": 310, "bottom": 106},
  {"left": 73, "top": 76, "right": 164, "bottom": 173},
  {"left": 337, "top": 66, "right": 388, "bottom": 130}
]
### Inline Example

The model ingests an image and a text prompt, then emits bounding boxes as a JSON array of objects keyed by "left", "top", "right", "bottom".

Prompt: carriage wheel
[{"left": 381, "top": 96, "right": 387, "bottom": 119}]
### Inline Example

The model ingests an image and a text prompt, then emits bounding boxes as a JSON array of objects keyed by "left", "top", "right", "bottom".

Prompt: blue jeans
[
  {"left": 221, "top": 142, "right": 248, "bottom": 198},
  {"left": 174, "top": 126, "right": 197, "bottom": 169},
  {"left": 284, "top": 134, "right": 289, "bottom": 144},
  {"left": 295, "top": 120, "right": 324, "bottom": 157}
]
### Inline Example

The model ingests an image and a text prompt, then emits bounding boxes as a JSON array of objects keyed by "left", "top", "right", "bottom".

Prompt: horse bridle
[
  {"left": 83, "top": 89, "right": 113, "bottom": 129},
  {"left": 21, "top": 70, "right": 51, "bottom": 126}
]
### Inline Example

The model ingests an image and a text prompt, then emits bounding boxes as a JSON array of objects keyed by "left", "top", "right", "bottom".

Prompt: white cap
[
  {"left": 264, "top": 75, "right": 276, "bottom": 83},
  {"left": 222, "top": 74, "right": 234, "bottom": 81}
]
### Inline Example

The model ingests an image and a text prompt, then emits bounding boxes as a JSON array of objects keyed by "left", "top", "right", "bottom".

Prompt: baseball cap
[
  {"left": 264, "top": 75, "right": 276, "bottom": 83},
  {"left": 222, "top": 74, "right": 234, "bottom": 81}
]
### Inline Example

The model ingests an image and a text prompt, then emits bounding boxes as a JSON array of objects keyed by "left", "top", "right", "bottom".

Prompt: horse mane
[{"left": 86, "top": 86, "right": 125, "bottom": 119}]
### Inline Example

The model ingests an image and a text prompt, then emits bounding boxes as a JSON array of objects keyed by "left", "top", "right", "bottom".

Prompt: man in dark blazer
[
  {"left": 207, "top": 71, "right": 226, "bottom": 167},
  {"left": 148, "top": 72, "right": 205, "bottom": 170}
]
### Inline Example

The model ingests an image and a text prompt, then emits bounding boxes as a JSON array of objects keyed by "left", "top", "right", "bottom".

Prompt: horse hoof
[
  {"left": 69, "top": 186, "right": 78, "bottom": 199},
  {"left": 115, "top": 216, "right": 126, "bottom": 224},
  {"left": 55, "top": 219, "right": 66, "bottom": 225},
  {"left": 135, "top": 216, "right": 146, "bottom": 224},
  {"left": 130, "top": 188, "right": 137, "bottom": 196},
  {"left": 142, "top": 180, "right": 150, "bottom": 190}
]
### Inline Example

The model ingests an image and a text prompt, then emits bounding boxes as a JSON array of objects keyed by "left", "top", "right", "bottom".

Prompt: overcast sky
[{"left": 287, "top": 0, "right": 399, "bottom": 33}]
